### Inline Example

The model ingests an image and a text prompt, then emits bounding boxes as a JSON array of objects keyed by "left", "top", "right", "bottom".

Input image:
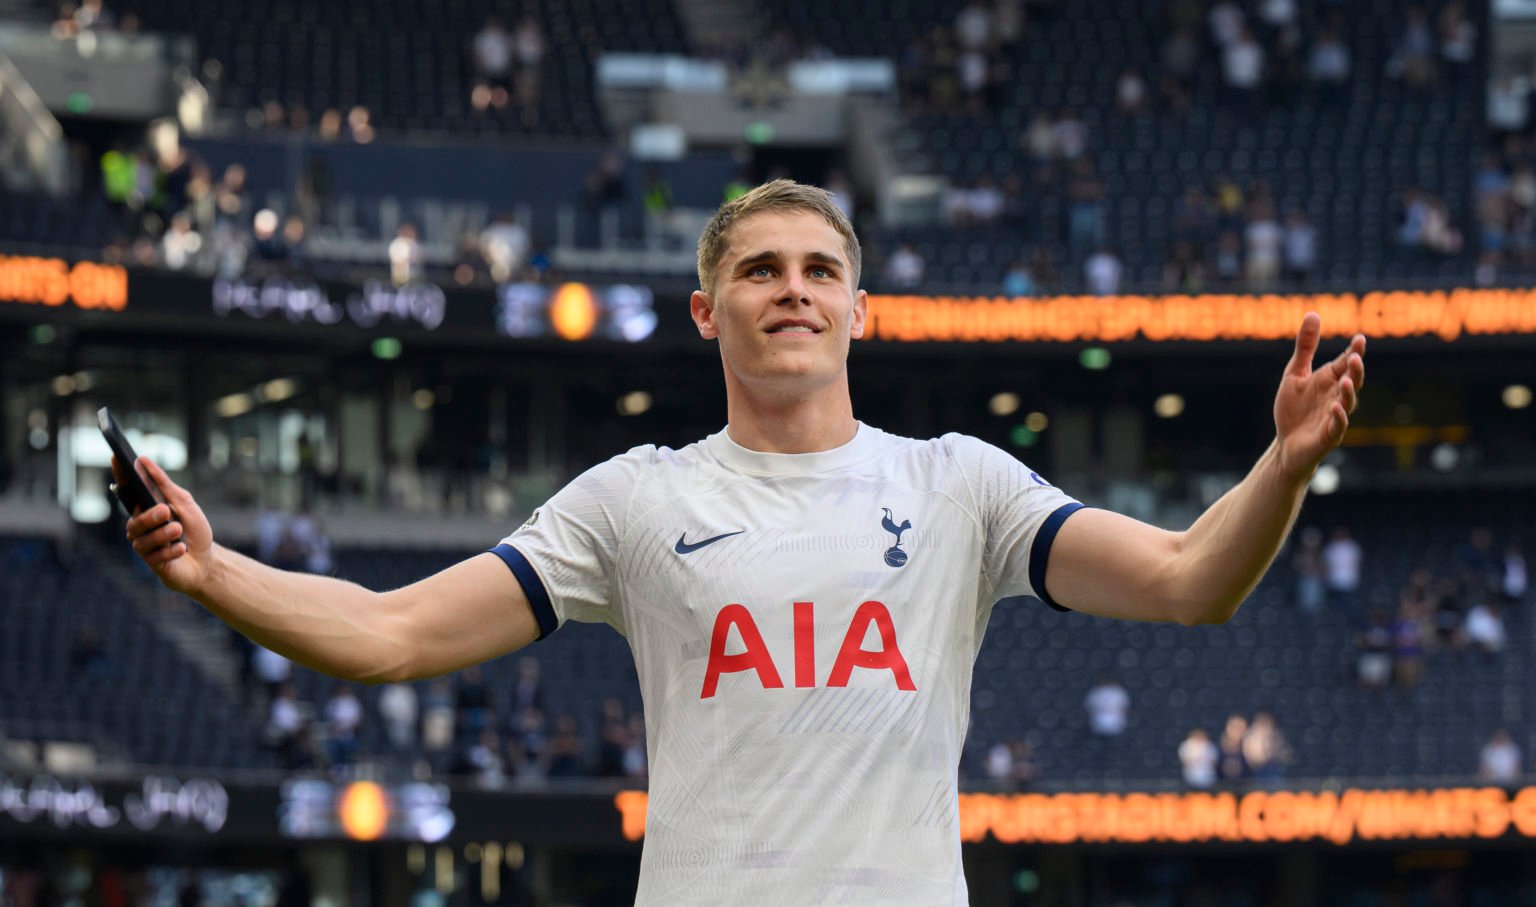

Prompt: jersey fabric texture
[{"left": 491, "top": 424, "right": 1083, "bottom": 906}]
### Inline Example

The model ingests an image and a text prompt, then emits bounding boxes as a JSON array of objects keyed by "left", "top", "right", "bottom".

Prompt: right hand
[{"left": 116, "top": 456, "right": 217, "bottom": 596}]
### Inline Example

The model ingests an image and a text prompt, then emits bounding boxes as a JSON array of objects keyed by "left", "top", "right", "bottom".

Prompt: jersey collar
[{"left": 705, "top": 422, "right": 883, "bottom": 476}]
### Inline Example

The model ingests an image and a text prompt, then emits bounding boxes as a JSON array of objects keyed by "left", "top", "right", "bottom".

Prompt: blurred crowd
[{"left": 235, "top": 511, "right": 645, "bottom": 785}]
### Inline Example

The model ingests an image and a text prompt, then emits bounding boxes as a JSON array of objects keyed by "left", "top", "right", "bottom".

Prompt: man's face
[{"left": 690, "top": 209, "right": 867, "bottom": 394}]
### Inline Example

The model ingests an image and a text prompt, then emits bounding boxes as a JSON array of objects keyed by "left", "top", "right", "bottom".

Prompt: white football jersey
[{"left": 493, "top": 424, "right": 1083, "bottom": 906}]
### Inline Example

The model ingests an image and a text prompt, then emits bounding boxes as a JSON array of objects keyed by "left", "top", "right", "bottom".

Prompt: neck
[{"left": 723, "top": 372, "right": 858, "bottom": 454}]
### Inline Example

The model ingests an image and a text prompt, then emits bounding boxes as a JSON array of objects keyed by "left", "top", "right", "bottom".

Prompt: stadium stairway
[{"left": 80, "top": 535, "right": 248, "bottom": 711}]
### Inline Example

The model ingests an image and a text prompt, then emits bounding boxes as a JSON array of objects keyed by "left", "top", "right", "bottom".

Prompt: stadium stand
[
  {"left": 5, "top": 489, "right": 1528, "bottom": 789},
  {"left": 769, "top": 0, "right": 1487, "bottom": 293},
  {"left": 0, "top": 535, "right": 265, "bottom": 770}
]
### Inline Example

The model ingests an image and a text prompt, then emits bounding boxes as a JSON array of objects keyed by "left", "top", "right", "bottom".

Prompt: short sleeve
[
  {"left": 945, "top": 434, "right": 1085, "bottom": 610},
  {"left": 488, "top": 447, "right": 655, "bottom": 639}
]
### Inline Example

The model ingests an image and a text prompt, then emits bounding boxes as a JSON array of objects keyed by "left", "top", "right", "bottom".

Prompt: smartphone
[{"left": 97, "top": 407, "right": 169, "bottom": 517}]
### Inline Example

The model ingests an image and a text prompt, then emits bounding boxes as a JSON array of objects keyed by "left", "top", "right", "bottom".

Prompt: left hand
[{"left": 1274, "top": 312, "right": 1366, "bottom": 483}]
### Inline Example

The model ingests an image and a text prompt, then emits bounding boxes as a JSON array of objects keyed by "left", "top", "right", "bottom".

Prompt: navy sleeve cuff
[
  {"left": 489, "top": 543, "right": 559, "bottom": 640},
  {"left": 1029, "top": 502, "right": 1088, "bottom": 613}
]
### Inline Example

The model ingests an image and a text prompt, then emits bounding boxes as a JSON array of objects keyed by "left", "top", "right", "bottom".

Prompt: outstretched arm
[
  {"left": 121, "top": 457, "right": 541, "bottom": 682},
  {"left": 1043, "top": 313, "right": 1366, "bottom": 625}
]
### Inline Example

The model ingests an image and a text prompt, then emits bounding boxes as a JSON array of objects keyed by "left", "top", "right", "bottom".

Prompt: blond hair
[{"left": 695, "top": 179, "right": 862, "bottom": 293}]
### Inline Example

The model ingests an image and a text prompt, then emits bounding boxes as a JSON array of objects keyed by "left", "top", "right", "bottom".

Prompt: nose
[{"left": 778, "top": 270, "right": 811, "bottom": 306}]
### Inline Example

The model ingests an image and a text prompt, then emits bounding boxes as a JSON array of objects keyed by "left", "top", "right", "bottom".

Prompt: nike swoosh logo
[{"left": 675, "top": 530, "right": 745, "bottom": 554}]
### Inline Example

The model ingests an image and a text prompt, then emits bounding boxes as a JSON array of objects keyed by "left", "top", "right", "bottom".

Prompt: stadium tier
[{"left": 5, "top": 487, "right": 1528, "bottom": 789}]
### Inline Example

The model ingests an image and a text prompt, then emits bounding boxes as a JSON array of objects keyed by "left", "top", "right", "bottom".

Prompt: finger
[
  {"left": 147, "top": 541, "right": 188, "bottom": 568},
  {"left": 132, "top": 521, "right": 183, "bottom": 555},
  {"left": 1287, "top": 312, "right": 1321, "bottom": 378},
  {"left": 1339, "top": 375, "right": 1357, "bottom": 414},
  {"left": 126, "top": 504, "right": 173, "bottom": 539},
  {"left": 139, "top": 457, "right": 191, "bottom": 510},
  {"left": 1349, "top": 350, "right": 1365, "bottom": 394},
  {"left": 1330, "top": 401, "right": 1348, "bottom": 441}
]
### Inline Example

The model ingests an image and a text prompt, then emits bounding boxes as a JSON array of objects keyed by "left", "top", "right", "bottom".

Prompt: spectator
[
  {"left": 324, "top": 685, "right": 363, "bottom": 771},
  {"left": 1458, "top": 527, "right": 1499, "bottom": 599},
  {"left": 1291, "top": 526, "right": 1325, "bottom": 612},
  {"left": 1257, "top": 0, "right": 1296, "bottom": 34},
  {"left": 1213, "top": 230, "right": 1243, "bottom": 286},
  {"left": 1422, "top": 194, "right": 1464, "bottom": 255},
  {"left": 1084, "top": 246, "right": 1123, "bottom": 296},
  {"left": 1021, "top": 111, "right": 1058, "bottom": 161},
  {"left": 1282, "top": 210, "right": 1317, "bottom": 285},
  {"left": 513, "top": 17, "right": 546, "bottom": 126},
  {"left": 345, "top": 106, "right": 375, "bottom": 144},
  {"left": 547, "top": 716, "right": 587, "bottom": 777},
  {"left": 512, "top": 656, "right": 545, "bottom": 716},
  {"left": 584, "top": 151, "right": 627, "bottom": 212},
  {"left": 825, "top": 170, "right": 855, "bottom": 220},
  {"left": 642, "top": 167, "right": 675, "bottom": 244},
  {"left": 622, "top": 714, "right": 648, "bottom": 778},
  {"left": 267, "top": 682, "right": 303, "bottom": 750},
  {"left": 1475, "top": 250, "right": 1501, "bottom": 287},
  {"left": 1392, "top": 4, "right": 1437, "bottom": 88},
  {"left": 1207, "top": 0, "right": 1245, "bottom": 48},
  {"left": 455, "top": 665, "right": 491, "bottom": 736},
  {"left": 597, "top": 698, "right": 629, "bottom": 777},
  {"left": 281, "top": 216, "right": 307, "bottom": 267},
  {"left": 471, "top": 17, "right": 513, "bottom": 110},
  {"left": 884, "top": 243, "right": 926, "bottom": 288},
  {"left": 984, "top": 739, "right": 1014, "bottom": 783},
  {"left": 1052, "top": 108, "right": 1088, "bottom": 161},
  {"left": 420, "top": 679, "right": 456, "bottom": 772},
  {"left": 1212, "top": 174, "right": 1245, "bottom": 231},
  {"left": 1437, "top": 2, "right": 1476, "bottom": 75},
  {"left": 1222, "top": 26, "right": 1266, "bottom": 100},
  {"left": 1308, "top": 25, "right": 1352, "bottom": 85},
  {"left": 1067, "top": 158, "right": 1105, "bottom": 250},
  {"left": 1243, "top": 200, "right": 1283, "bottom": 290},
  {"left": 967, "top": 174, "right": 1005, "bottom": 223},
  {"left": 512, "top": 707, "right": 550, "bottom": 781},
  {"left": 955, "top": 1, "right": 994, "bottom": 51},
  {"left": 387, "top": 223, "right": 423, "bottom": 286},
  {"left": 379, "top": 681, "right": 418, "bottom": 751},
  {"left": 467, "top": 728, "right": 506, "bottom": 788},
  {"left": 1475, "top": 153, "right": 1512, "bottom": 252},
  {"left": 1478, "top": 730, "right": 1522, "bottom": 783},
  {"left": 1178, "top": 728, "right": 1219, "bottom": 790},
  {"left": 1502, "top": 543, "right": 1527, "bottom": 604},
  {"left": 1242, "top": 712, "right": 1291, "bottom": 785},
  {"left": 1217, "top": 714, "right": 1249, "bottom": 783},
  {"left": 1465, "top": 602, "right": 1507, "bottom": 656},
  {"left": 251, "top": 209, "right": 286, "bottom": 263},
  {"left": 1002, "top": 258, "right": 1035, "bottom": 297},
  {"left": 453, "top": 232, "right": 487, "bottom": 285},
  {"left": 480, "top": 212, "right": 530, "bottom": 283},
  {"left": 1322, "top": 526, "right": 1362, "bottom": 611},
  {"left": 1162, "top": 26, "right": 1201, "bottom": 85},
  {"left": 1162, "top": 241, "right": 1208, "bottom": 293},
  {"left": 161, "top": 212, "right": 202, "bottom": 270},
  {"left": 253, "top": 645, "right": 292, "bottom": 704},
  {"left": 1172, "top": 185, "right": 1213, "bottom": 242},
  {"left": 1393, "top": 602, "right": 1427, "bottom": 688},
  {"left": 1084, "top": 676, "right": 1130, "bottom": 737},
  {"left": 1356, "top": 610, "right": 1394, "bottom": 688},
  {"left": 1116, "top": 67, "right": 1148, "bottom": 114},
  {"left": 1432, "top": 576, "right": 1466, "bottom": 650}
]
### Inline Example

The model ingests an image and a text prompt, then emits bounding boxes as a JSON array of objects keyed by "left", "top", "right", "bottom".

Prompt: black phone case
[{"left": 97, "top": 407, "right": 168, "bottom": 516}]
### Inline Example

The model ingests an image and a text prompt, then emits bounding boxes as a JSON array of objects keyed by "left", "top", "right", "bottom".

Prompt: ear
[
  {"left": 690, "top": 289, "right": 718, "bottom": 340},
  {"left": 849, "top": 288, "right": 868, "bottom": 340}
]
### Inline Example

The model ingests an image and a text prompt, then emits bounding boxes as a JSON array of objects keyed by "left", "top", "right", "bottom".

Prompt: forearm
[
  {"left": 1172, "top": 439, "right": 1310, "bottom": 624},
  {"left": 193, "top": 544, "right": 412, "bottom": 683}
]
